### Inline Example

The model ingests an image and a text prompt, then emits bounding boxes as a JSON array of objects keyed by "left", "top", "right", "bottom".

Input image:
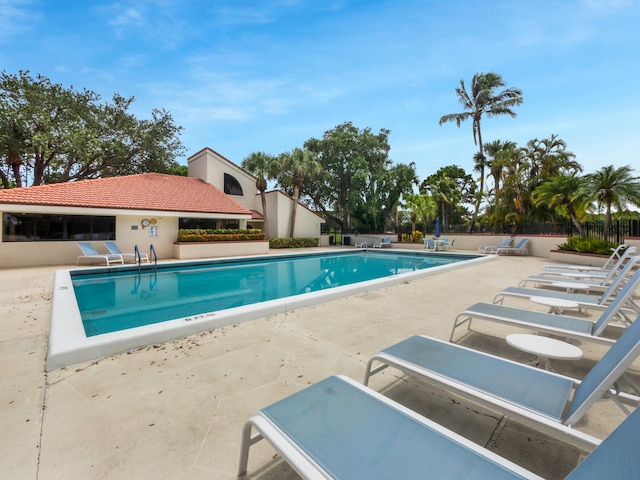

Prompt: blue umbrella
[{"left": 435, "top": 217, "right": 441, "bottom": 238}]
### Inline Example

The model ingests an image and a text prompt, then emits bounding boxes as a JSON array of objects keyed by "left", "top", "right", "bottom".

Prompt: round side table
[{"left": 506, "top": 333, "right": 583, "bottom": 370}]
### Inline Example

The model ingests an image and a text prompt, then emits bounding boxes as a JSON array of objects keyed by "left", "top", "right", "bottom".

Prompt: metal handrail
[
  {"left": 150, "top": 244, "right": 158, "bottom": 268},
  {"left": 134, "top": 245, "right": 142, "bottom": 270}
]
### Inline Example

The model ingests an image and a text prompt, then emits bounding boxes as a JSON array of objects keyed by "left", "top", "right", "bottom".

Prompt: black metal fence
[{"left": 396, "top": 220, "right": 640, "bottom": 243}]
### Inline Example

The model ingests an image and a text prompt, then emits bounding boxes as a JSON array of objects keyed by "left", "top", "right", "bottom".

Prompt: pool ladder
[{"left": 134, "top": 244, "right": 158, "bottom": 271}]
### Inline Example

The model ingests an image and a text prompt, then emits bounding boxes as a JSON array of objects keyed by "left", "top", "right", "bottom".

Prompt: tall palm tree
[
  {"left": 532, "top": 174, "right": 590, "bottom": 235},
  {"left": 439, "top": 72, "right": 523, "bottom": 231},
  {"left": 583, "top": 165, "right": 640, "bottom": 235},
  {"left": 278, "top": 148, "right": 322, "bottom": 237},
  {"left": 241, "top": 151, "right": 276, "bottom": 238}
]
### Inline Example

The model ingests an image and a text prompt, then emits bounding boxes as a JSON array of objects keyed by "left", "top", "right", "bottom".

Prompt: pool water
[{"left": 72, "top": 251, "right": 475, "bottom": 336}]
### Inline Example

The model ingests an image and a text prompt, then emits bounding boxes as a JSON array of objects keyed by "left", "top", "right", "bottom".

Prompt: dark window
[
  {"left": 178, "top": 218, "right": 240, "bottom": 230},
  {"left": 224, "top": 173, "right": 243, "bottom": 196},
  {"left": 2, "top": 213, "right": 115, "bottom": 242},
  {"left": 179, "top": 218, "right": 220, "bottom": 230}
]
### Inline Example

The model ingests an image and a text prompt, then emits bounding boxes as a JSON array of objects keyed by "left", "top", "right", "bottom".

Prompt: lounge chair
[
  {"left": 373, "top": 237, "right": 391, "bottom": 248},
  {"left": 450, "top": 267, "right": 640, "bottom": 345},
  {"left": 364, "top": 313, "right": 640, "bottom": 451},
  {"left": 239, "top": 374, "right": 640, "bottom": 479},
  {"left": 478, "top": 237, "right": 512, "bottom": 254},
  {"left": 542, "top": 244, "right": 628, "bottom": 272},
  {"left": 520, "top": 251, "right": 638, "bottom": 291},
  {"left": 494, "top": 256, "right": 640, "bottom": 314},
  {"left": 104, "top": 241, "right": 150, "bottom": 263},
  {"left": 76, "top": 242, "right": 124, "bottom": 266},
  {"left": 491, "top": 238, "right": 529, "bottom": 255},
  {"left": 540, "top": 246, "right": 637, "bottom": 278}
]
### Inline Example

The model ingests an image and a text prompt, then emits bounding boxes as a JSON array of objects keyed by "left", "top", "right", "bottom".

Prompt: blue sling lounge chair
[
  {"left": 76, "top": 242, "right": 124, "bottom": 266},
  {"left": 493, "top": 257, "right": 640, "bottom": 315},
  {"left": 364, "top": 314, "right": 640, "bottom": 451},
  {"left": 450, "top": 267, "right": 640, "bottom": 346},
  {"left": 239, "top": 374, "right": 640, "bottom": 479}
]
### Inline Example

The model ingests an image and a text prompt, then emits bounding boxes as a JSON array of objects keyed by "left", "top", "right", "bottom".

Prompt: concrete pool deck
[{"left": 1, "top": 248, "right": 637, "bottom": 479}]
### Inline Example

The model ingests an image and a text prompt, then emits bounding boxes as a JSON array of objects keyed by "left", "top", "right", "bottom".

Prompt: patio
[{"left": 1, "top": 249, "right": 635, "bottom": 479}]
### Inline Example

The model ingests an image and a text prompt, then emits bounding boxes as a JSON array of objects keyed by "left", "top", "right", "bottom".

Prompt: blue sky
[{"left": 2, "top": 0, "right": 639, "bottom": 184}]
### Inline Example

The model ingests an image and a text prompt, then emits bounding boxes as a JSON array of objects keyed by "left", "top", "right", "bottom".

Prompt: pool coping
[{"left": 46, "top": 250, "right": 496, "bottom": 370}]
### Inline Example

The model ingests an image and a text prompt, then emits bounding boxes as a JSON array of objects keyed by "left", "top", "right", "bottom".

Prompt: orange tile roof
[{"left": 0, "top": 173, "right": 252, "bottom": 215}]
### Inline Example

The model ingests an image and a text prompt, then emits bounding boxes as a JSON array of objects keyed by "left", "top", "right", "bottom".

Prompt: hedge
[
  {"left": 177, "top": 228, "right": 265, "bottom": 242},
  {"left": 269, "top": 237, "right": 319, "bottom": 248}
]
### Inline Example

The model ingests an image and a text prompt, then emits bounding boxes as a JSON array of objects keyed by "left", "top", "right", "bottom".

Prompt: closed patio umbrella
[{"left": 435, "top": 217, "right": 441, "bottom": 238}]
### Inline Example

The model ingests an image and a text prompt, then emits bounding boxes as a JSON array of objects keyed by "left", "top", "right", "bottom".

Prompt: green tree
[
  {"left": 353, "top": 162, "right": 418, "bottom": 233},
  {"left": 583, "top": 165, "right": 640, "bottom": 235},
  {"left": 403, "top": 193, "right": 437, "bottom": 233},
  {"left": 304, "top": 122, "right": 392, "bottom": 232},
  {"left": 523, "top": 134, "right": 581, "bottom": 187},
  {"left": 242, "top": 151, "right": 277, "bottom": 238},
  {"left": 0, "top": 70, "right": 184, "bottom": 187},
  {"left": 276, "top": 148, "right": 322, "bottom": 237},
  {"left": 439, "top": 72, "right": 523, "bottom": 230},
  {"left": 532, "top": 174, "right": 590, "bottom": 235}
]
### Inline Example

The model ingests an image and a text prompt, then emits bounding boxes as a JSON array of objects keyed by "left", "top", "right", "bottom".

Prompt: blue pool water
[{"left": 72, "top": 251, "right": 477, "bottom": 336}]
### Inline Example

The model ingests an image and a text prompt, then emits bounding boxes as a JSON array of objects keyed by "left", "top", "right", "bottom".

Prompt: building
[{"left": 0, "top": 147, "right": 325, "bottom": 267}]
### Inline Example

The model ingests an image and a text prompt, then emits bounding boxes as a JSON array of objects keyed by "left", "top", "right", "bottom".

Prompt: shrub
[
  {"left": 269, "top": 238, "right": 319, "bottom": 248},
  {"left": 556, "top": 237, "right": 620, "bottom": 255},
  {"left": 402, "top": 231, "right": 424, "bottom": 243},
  {"left": 177, "top": 228, "right": 265, "bottom": 242}
]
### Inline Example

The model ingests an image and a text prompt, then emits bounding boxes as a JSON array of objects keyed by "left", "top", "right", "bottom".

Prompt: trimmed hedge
[
  {"left": 269, "top": 237, "right": 319, "bottom": 248},
  {"left": 177, "top": 228, "right": 265, "bottom": 242}
]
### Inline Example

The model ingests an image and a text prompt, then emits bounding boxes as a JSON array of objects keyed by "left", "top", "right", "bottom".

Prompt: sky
[{"left": 2, "top": 0, "right": 639, "bottom": 184}]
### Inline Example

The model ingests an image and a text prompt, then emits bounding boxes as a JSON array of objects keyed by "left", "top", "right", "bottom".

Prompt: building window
[
  {"left": 224, "top": 173, "right": 243, "bottom": 196},
  {"left": 2, "top": 213, "right": 115, "bottom": 242},
  {"left": 178, "top": 218, "right": 240, "bottom": 230}
]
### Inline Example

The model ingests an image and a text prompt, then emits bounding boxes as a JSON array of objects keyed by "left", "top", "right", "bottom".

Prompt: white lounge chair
[
  {"left": 76, "top": 242, "right": 124, "bottom": 266},
  {"left": 540, "top": 246, "right": 637, "bottom": 278},
  {"left": 491, "top": 238, "right": 529, "bottom": 255},
  {"left": 104, "top": 241, "right": 149, "bottom": 263},
  {"left": 478, "top": 237, "right": 512, "bottom": 253},
  {"left": 373, "top": 237, "right": 391, "bottom": 248},
  {"left": 542, "top": 244, "right": 628, "bottom": 272},
  {"left": 450, "top": 267, "right": 640, "bottom": 345},
  {"left": 520, "top": 251, "right": 638, "bottom": 291},
  {"left": 239, "top": 374, "right": 640, "bottom": 479},
  {"left": 494, "top": 256, "right": 640, "bottom": 314},
  {"left": 364, "top": 314, "right": 640, "bottom": 451}
]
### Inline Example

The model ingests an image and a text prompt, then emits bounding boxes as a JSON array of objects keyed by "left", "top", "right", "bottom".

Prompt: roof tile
[{"left": 0, "top": 173, "right": 252, "bottom": 215}]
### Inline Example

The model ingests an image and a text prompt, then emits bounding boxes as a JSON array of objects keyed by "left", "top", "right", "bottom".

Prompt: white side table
[
  {"left": 506, "top": 333, "right": 583, "bottom": 370},
  {"left": 529, "top": 296, "right": 581, "bottom": 315},
  {"left": 549, "top": 281, "right": 593, "bottom": 294}
]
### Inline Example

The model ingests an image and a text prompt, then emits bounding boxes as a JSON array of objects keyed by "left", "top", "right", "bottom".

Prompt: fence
[{"left": 396, "top": 220, "right": 640, "bottom": 243}]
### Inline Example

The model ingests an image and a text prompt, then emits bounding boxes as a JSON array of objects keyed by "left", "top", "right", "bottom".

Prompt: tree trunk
[
  {"left": 289, "top": 185, "right": 299, "bottom": 238},
  {"left": 259, "top": 190, "right": 269, "bottom": 238}
]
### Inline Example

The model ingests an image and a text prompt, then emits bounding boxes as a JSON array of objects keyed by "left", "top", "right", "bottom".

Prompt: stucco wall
[
  {"left": 187, "top": 148, "right": 258, "bottom": 212},
  {"left": 0, "top": 214, "right": 181, "bottom": 268}
]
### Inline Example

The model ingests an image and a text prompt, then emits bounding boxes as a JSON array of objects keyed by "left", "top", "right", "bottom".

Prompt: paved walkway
[{"left": 0, "top": 251, "right": 635, "bottom": 479}]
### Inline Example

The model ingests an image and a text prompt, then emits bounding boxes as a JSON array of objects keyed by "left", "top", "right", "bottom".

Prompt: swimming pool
[{"left": 47, "top": 250, "right": 492, "bottom": 370}]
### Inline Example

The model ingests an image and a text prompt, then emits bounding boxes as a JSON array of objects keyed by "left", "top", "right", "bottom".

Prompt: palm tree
[
  {"left": 241, "top": 151, "right": 277, "bottom": 238},
  {"left": 532, "top": 174, "right": 590, "bottom": 235},
  {"left": 583, "top": 165, "right": 640, "bottom": 235},
  {"left": 278, "top": 148, "right": 322, "bottom": 237},
  {"left": 403, "top": 193, "right": 437, "bottom": 234},
  {"left": 439, "top": 72, "right": 523, "bottom": 231},
  {"left": 523, "top": 134, "right": 581, "bottom": 185}
]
